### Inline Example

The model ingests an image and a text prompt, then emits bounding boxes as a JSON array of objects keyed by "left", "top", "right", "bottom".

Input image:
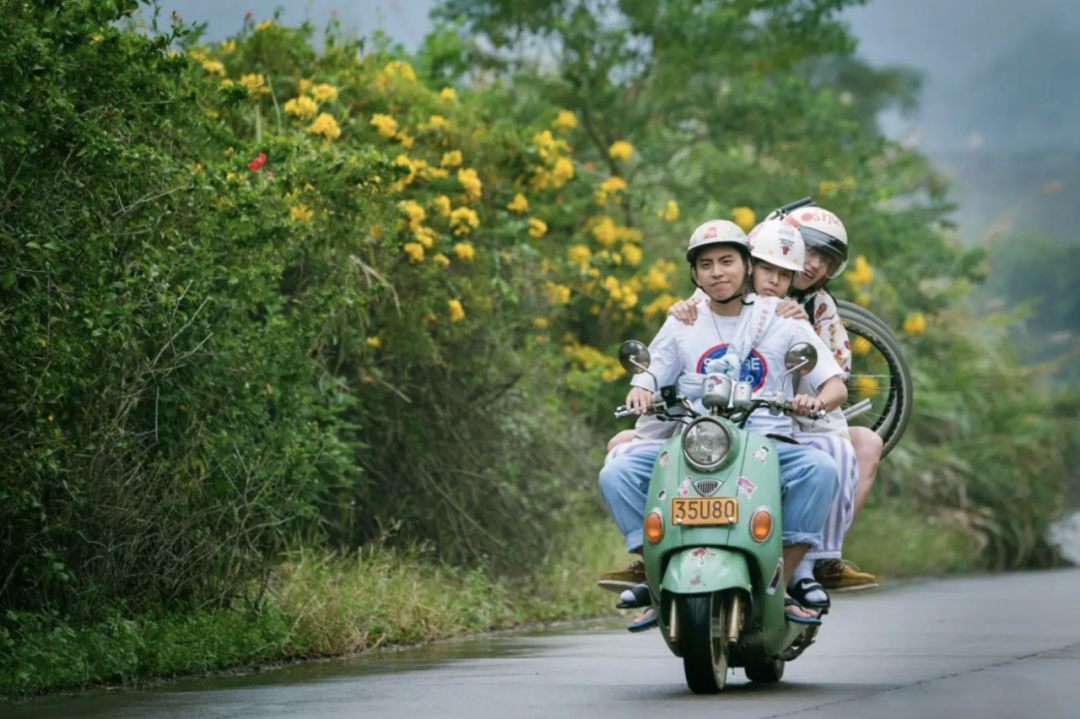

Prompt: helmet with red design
[
  {"left": 685, "top": 219, "right": 750, "bottom": 264},
  {"left": 776, "top": 205, "right": 849, "bottom": 278},
  {"left": 747, "top": 219, "right": 805, "bottom": 273}
]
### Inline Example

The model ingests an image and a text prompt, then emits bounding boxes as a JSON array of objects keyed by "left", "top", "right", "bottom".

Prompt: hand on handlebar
[
  {"left": 625, "top": 386, "right": 654, "bottom": 415},
  {"left": 790, "top": 393, "right": 826, "bottom": 418}
]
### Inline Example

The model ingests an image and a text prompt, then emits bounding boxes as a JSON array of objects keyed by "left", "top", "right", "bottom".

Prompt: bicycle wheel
[{"left": 836, "top": 300, "right": 913, "bottom": 457}]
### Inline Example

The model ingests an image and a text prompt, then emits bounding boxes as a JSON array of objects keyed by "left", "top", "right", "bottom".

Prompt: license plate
[{"left": 672, "top": 497, "right": 738, "bottom": 526}]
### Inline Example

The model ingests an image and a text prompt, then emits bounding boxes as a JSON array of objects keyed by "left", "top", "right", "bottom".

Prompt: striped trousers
[{"left": 792, "top": 432, "right": 859, "bottom": 560}]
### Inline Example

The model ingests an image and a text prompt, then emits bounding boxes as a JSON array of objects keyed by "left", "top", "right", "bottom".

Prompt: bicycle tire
[{"left": 835, "top": 300, "right": 913, "bottom": 457}]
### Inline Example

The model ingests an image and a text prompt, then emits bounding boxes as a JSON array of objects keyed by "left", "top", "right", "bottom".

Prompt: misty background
[{"left": 161, "top": 0, "right": 1079, "bottom": 380}]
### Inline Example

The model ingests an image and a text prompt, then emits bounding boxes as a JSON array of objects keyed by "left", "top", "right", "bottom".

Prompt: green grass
[
  {"left": 843, "top": 499, "right": 986, "bottom": 577},
  {"left": 0, "top": 522, "right": 628, "bottom": 697}
]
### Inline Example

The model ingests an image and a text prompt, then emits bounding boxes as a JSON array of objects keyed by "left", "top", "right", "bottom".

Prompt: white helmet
[
  {"left": 780, "top": 206, "right": 849, "bottom": 278},
  {"left": 747, "top": 219, "right": 805, "bottom": 273},
  {"left": 685, "top": 220, "right": 750, "bottom": 263}
]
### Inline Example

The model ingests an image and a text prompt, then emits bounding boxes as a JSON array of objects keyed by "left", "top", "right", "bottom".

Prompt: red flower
[
  {"left": 248, "top": 152, "right": 267, "bottom": 171},
  {"left": 244, "top": 11, "right": 253, "bottom": 20}
]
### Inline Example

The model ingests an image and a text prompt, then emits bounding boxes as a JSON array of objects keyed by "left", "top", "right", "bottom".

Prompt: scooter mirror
[
  {"left": 618, "top": 340, "right": 652, "bottom": 374},
  {"left": 784, "top": 343, "right": 818, "bottom": 377}
]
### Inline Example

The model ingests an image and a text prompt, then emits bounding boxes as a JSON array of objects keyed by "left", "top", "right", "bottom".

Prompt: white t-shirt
[{"left": 630, "top": 303, "right": 843, "bottom": 438}]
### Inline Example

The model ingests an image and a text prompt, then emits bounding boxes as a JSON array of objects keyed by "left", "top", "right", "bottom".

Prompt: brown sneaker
[
  {"left": 813, "top": 559, "right": 879, "bottom": 592},
  {"left": 597, "top": 559, "right": 646, "bottom": 593}
]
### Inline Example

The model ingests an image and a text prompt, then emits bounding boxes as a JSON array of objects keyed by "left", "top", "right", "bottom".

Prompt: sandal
[
  {"left": 627, "top": 606, "right": 659, "bottom": 633},
  {"left": 788, "top": 577, "right": 831, "bottom": 611},
  {"left": 783, "top": 598, "right": 822, "bottom": 626}
]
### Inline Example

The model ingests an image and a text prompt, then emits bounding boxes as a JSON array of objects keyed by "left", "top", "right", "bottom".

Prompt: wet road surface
[{"left": 7, "top": 568, "right": 1080, "bottom": 719}]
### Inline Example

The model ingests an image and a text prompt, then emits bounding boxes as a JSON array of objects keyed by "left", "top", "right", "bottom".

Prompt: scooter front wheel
[{"left": 677, "top": 592, "right": 729, "bottom": 694}]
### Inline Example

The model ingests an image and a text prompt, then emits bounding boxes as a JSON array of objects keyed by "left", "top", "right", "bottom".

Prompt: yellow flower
[
  {"left": 854, "top": 292, "right": 872, "bottom": 307},
  {"left": 544, "top": 282, "right": 572, "bottom": 305},
  {"left": 621, "top": 243, "right": 643, "bottom": 266},
  {"left": 311, "top": 83, "right": 338, "bottom": 103},
  {"left": 432, "top": 195, "right": 452, "bottom": 218},
  {"left": 298, "top": 79, "right": 312, "bottom": 94},
  {"left": 392, "top": 154, "right": 419, "bottom": 189},
  {"left": 256, "top": 20, "right": 273, "bottom": 31},
  {"left": 200, "top": 59, "right": 225, "bottom": 76},
  {"left": 453, "top": 242, "right": 476, "bottom": 262},
  {"left": 507, "top": 193, "right": 529, "bottom": 213},
  {"left": 819, "top": 180, "right": 838, "bottom": 196},
  {"left": 440, "top": 86, "right": 457, "bottom": 102},
  {"left": 731, "top": 206, "right": 755, "bottom": 232},
  {"left": 533, "top": 130, "right": 557, "bottom": 159},
  {"left": 662, "top": 200, "right": 679, "bottom": 222},
  {"left": 434, "top": 253, "right": 451, "bottom": 268},
  {"left": 90, "top": 33, "right": 104, "bottom": 44},
  {"left": 450, "top": 206, "right": 480, "bottom": 235},
  {"left": 370, "top": 113, "right": 398, "bottom": 139},
  {"left": 220, "top": 40, "right": 236, "bottom": 54},
  {"left": 567, "top": 244, "right": 591, "bottom": 269},
  {"left": 644, "top": 293, "right": 680, "bottom": 319},
  {"left": 239, "top": 73, "right": 270, "bottom": 98},
  {"left": 396, "top": 131, "right": 415, "bottom": 149},
  {"left": 380, "top": 60, "right": 417, "bottom": 83},
  {"left": 414, "top": 226, "right": 437, "bottom": 249},
  {"left": 643, "top": 259, "right": 675, "bottom": 291},
  {"left": 848, "top": 256, "right": 874, "bottom": 287},
  {"left": 600, "top": 176, "right": 627, "bottom": 194},
  {"left": 554, "top": 109, "right": 577, "bottom": 131},
  {"left": 366, "top": 336, "right": 381, "bottom": 348},
  {"left": 592, "top": 216, "right": 617, "bottom": 248},
  {"left": 308, "top": 113, "right": 341, "bottom": 141},
  {"left": 550, "top": 157, "right": 575, "bottom": 187},
  {"left": 284, "top": 95, "right": 318, "bottom": 118},
  {"left": 851, "top": 336, "right": 872, "bottom": 356},
  {"left": 400, "top": 199, "right": 426, "bottom": 229},
  {"left": 440, "top": 150, "right": 463, "bottom": 167},
  {"left": 290, "top": 204, "right": 314, "bottom": 223},
  {"left": 403, "top": 242, "right": 425, "bottom": 263},
  {"left": 853, "top": 375, "right": 880, "bottom": 397},
  {"left": 528, "top": 217, "right": 548, "bottom": 238},
  {"left": 425, "top": 114, "right": 449, "bottom": 131},
  {"left": 457, "top": 167, "right": 482, "bottom": 201},
  {"left": 448, "top": 299, "right": 465, "bottom": 322},
  {"left": 609, "top": 140, "right": 634, "bottom": 161},
  {"left": 533, "top": 316, "right": 549, "bottom": 329},
  {"left": 902, "top": 312, "right": 927, "bottom": 335}
]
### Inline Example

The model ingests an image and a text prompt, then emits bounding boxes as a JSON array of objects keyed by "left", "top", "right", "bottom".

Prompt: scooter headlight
[{"left": 682, "top": 418, "right": 730, "bottom": 470}]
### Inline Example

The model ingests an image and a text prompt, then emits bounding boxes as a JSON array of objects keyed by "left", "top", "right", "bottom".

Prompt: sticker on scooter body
[
  {"left": 690, "top": 547, "right": 717, "bottom": 566},
  {"left": 737, "top": 476, "right": 757, "bottom": 498},
  {"left": 752, "top": 445, "right": 771, "bottom": 464},
  {"left": 678, "top": 478, "right": 691, "bottom": 497},
  {"left": 659, "top": 451, "right": 670, "bottom": 466}
]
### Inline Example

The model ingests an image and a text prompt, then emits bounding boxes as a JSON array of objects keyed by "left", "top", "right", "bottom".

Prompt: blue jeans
[{"left": 598, "top": 442, "right": 838, "bottom": 552}]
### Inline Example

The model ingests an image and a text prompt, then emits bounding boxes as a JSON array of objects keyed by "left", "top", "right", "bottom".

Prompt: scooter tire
[
  {"left": 677, "top": 592, "right": 729, "bottom": 694},
  {"left": 744, "top": 657, "right": 785, "bottom": 683}
]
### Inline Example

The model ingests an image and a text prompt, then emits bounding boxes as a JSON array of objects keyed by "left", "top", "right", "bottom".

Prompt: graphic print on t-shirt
[{"left": 696, "top": 344, "right": 768, "bottom": 391}]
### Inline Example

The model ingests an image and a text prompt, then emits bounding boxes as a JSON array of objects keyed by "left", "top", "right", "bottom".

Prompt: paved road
[{"left": 9, "top": 568, "right": 1080, "bottom": 719}]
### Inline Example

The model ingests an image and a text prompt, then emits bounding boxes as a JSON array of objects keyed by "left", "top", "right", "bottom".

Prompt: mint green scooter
[{"left": 613, "top": 340, "right": 825, "bottom": 693}]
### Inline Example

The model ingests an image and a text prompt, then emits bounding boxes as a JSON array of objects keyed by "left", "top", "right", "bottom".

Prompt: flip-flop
[
  {"left": 627, "top": 607, "right": 659, "bottom": 633},
  {"left": 788, "top": 577, "right": 831, "bottom": 611},
  {"left": 783, "top": 598, "right": 822, "bottom": 626},
  {"left": 616, "top": 583, "right": 651, "bottom": 609}
]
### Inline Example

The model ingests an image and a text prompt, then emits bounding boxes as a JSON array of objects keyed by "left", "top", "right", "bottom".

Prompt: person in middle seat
[
  {"left": 664, "top": 204, "right": 881, "bottom": 594},
  {"left": 596, "top": 219, "right": 845, "bottom": 631}
]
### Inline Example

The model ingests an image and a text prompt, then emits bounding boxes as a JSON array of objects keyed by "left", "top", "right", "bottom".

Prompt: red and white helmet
[
  {"left": 685, "top": 219, "right": 750, "bottom": 263},
  {"left": 747, "top": 220, "right": 805, "bottom": 273},
  {"left": 780, "top": 206, "right": 849, "bottom": 278}
]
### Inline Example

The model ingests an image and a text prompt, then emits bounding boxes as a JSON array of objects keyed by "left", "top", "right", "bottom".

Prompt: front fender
[{"left": 661, "top": 548, "right": 752, "bottom": 595}]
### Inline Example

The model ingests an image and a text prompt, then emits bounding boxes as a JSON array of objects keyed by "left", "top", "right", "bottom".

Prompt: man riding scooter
[{"left": 597, "top": 219, "right": 845, "bottom": 630}]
